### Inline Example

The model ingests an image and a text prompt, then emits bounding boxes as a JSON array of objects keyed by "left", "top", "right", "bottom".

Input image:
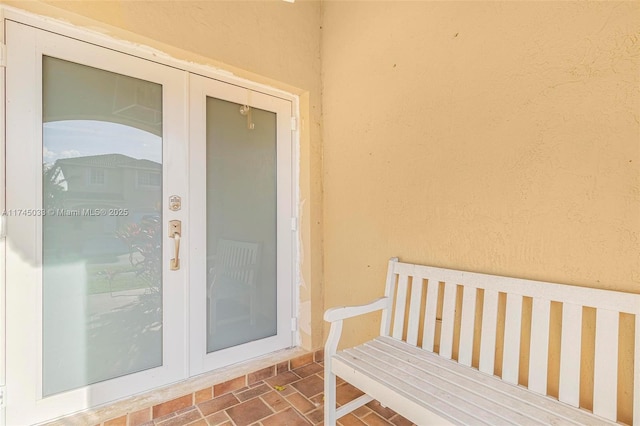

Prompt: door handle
[{"left": 169, "top": 220, "right": 181, "bottom": 270}]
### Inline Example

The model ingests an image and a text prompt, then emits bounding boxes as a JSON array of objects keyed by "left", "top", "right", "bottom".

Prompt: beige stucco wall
[
  {"left": 4, "top": 0, "right": 640, "bottom": 420},
  {"left": 322, "top": 1, "right": 639, "bottom": 422},
  {"left": 3, "top": 0, "right": 325, "bottom": 350}
]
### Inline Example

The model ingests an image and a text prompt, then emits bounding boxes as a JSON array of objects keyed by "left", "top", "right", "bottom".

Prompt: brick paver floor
[{"left": 145, "top": 359, "right": 415, "bottom": 426}]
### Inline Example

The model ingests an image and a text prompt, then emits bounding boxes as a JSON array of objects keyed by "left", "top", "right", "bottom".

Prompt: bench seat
[{"left": 333, "top": 336, "right": 616, "bottom": 426}]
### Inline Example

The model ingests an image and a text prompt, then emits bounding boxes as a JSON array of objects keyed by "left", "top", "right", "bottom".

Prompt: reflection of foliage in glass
[
  {"left": 116, "top": 215, "right": 161, "bottom": 290},
  {"left": 43, "top": 162, "right": 65, "bottom": 209}
]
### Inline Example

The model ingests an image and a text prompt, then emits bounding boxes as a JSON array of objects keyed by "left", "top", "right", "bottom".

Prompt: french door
[
  {"left": 188, "top": 76, "right": 294, "bottom": 374},
  {"left": 5, "top": 19, "right": 294, "bottom": 425}
]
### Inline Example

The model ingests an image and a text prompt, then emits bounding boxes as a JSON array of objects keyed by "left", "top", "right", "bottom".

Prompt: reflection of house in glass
[{"left": 45, "top": 153, "right": 161, "bottom": 260}]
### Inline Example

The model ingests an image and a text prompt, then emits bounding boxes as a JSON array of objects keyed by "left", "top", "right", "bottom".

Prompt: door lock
[{"left": 169, "top": 195, "right": 181, "bottom": 211}]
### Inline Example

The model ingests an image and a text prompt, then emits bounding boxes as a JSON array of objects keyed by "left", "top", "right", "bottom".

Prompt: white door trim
[{"left": 1, "top": 6, "right": 299, "bottom": 104}]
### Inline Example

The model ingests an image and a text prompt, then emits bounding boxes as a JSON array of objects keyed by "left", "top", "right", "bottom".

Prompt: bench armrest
[
  {"left": 324, "top": 297, "right": 391, "bottom": 322},
  {"left": 324, "top": 296, "right": 391, "bottom": 360}
]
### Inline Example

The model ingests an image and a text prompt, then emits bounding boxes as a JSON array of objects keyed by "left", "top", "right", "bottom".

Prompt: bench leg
[
  {"left": 324, "top": 320, "right": 343, "bottom": 426},
  {"left": 324, "top": 360, "right": 337, "bottom": 426}
]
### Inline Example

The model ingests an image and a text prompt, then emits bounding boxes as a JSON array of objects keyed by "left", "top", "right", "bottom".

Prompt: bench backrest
[{"left": 381, "top": 258, "right": 640, "bottom": 424}]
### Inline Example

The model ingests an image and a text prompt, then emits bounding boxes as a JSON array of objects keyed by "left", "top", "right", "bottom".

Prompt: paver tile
[
  {"left": 153, "top": 395, "right": 192, "bottom": 419},
  {"left": 293, "top": 362, "right": 323, "bottom": 378},
  {"left": 338, "top": 413, "right": 367, "bottom": 426},
  {"left": 261, "top": 390, "right": 292, "bottom": 412},
  {"left": 291, "top": 374, "right": 324, "bottom": 398},
  {"left": 236, "top": 383, "right": 271, "bottom": 402},
  {"left": 261, "top": 407, "right": 311, "bottom": 426},
  {"left": 213, "top": 376, "right": 245, "bottom": 396},
  {"left": 336, "top": 382, "right": 365, "bottom": 406},
  {"left": 285, "top": 392, "right": 316, "bottom": 414},
  {"left": 225, "top": 397, "right": 273, "bottom": 426},
  {"left": 306, "top": 407, "right": 324, "bottom": 424},
  {"left": 204, "top": 411, "right": 230, "bottom": 426},
  {"left": 198, "top": 393, "right": 239, "bottom": 416},
  {"left": 361, "top": 412, "right": 394, "bottom": 426}
]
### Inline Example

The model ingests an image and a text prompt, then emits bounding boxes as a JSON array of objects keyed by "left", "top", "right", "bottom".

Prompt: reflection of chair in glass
[{"left": 208, "top": 239, "right": 261, "bottom": 334}]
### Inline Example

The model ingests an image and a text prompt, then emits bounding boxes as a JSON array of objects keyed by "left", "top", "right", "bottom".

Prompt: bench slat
[
  {"left": 528, "top": 298, "right": 551, "bottom": 394},
  {"left": 422, "top": 278, "right": 439, "bottom": 351},
  {"left": 458, "top": 287, "right": 477, "bottom": 366},
  {"left": 392, "top": 274, "right": 409, "bottom": 339},
  {"left": 380, "top": 258, "right": 398, "bottom": 336},
  {"left": 479, "top": 289, "right": 499, "bottom": 374},
  {"left": 593, "top": 308, "right": 619, "bottom": 421},
  {"left": 406, "top": 277, "right": 423, "bottom": 345},
  {"left": 558, "top": 303, "right": 582, "bottom": 407},
  {"left": 374, "top": 337, "right": 617, "bottom": 426},
  {"left": 503, "top": 293, "right": 523, "bottom": 384},
  {"left": 440, "top": 282, "right": 457, "bottom": 359},
  {"left": 339, "top": 346, "right": 516, "bottom": 426}
]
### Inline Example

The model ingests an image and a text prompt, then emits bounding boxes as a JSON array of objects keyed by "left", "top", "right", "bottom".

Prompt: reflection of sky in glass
[{"left": 43, "top": 120, "right": 162, "bottom": 164}]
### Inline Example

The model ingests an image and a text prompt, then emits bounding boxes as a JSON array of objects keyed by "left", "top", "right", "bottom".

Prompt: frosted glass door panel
[
  {"left": 42, "top": 57, "right": 163, "bottom": 396},
  {"left": 206, "top": 97, "right": 277, "bottom": 352}
]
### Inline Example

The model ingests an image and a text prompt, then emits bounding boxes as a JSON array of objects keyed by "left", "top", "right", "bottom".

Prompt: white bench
[{"left": 324, "top": 258, "right": 640, "bottom": 425}]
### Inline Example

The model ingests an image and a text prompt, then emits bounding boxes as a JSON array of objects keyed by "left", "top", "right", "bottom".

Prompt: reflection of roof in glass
[{"left": 56, "top": 153, "right": 161, "bottom": 170}]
